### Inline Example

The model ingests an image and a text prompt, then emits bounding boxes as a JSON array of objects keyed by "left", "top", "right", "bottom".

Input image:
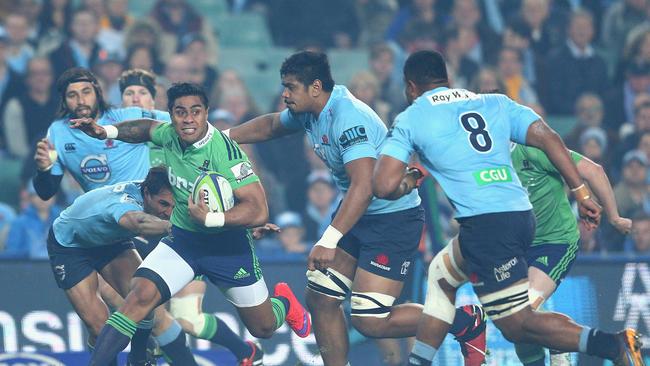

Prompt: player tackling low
[
  {"left": 70, "top": 82, "right": 311, "bottom": 366},
  {"left": 372, "top": 50, "right": 644, "bottom": 366}
]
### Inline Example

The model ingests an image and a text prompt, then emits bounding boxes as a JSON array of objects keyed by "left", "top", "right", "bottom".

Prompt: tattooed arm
[
  {"left": 69, "top": 117, "right": 161, "bottom": 143},
  {"left": 118, "top": 211, "right": 171, "bottom": 236}
]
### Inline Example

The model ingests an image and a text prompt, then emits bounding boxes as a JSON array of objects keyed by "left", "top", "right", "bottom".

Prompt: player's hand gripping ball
[{"left": 191, "top": 171, "right": 235, "bottom": 212}]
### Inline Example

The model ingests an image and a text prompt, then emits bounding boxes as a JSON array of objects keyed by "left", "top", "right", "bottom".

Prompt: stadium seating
[
  {"left": 327, "top": 49, "right": 369, "bottom": 86},
  {"left": 545, "top": 115, "right": 578, "bottom": 138},
  {"left": 215, "top": 13, "right": 273, "bottom": 48},
  {"left": 0, "top": 158, "right": 23, "bottom": 209}
]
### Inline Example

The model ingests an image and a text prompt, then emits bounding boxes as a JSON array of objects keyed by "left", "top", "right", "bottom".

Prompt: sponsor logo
[
  {"left": 104, "top": 139, "right": 116, "bottom": 149},
  {"left": 473, "top": 166, "right": 513, "bottom": 186},
  {"left": 428, "top": 89, "right": 478, "bottom": 105},
  {"left": 230, "top": 161, "right": 254, "bottom": 182},
  {"left": 167, "top": 166, "right": 194, "bottom": 192},
  {"left": 370, "top": 254, "right": 391, "bottom": 271},
  {"left": 80, "top": 154, "right": 111, "bottom": 183},
  {"left": 234, "top": 267, "right": 250, "bottom": 279},
  {"left": 64, "top": 143, "right": 75, "bottom": 152},
  {"left": 535, "top": 256, "right": 549, "bottom": 266},
  {"left": 494, "top": 257, "right": 518, "bottom": 282},
  {"left": 522, "top": 159, "right": 532, "bottom": 170},
  {"left": 200, "top": 160, "right": 210, "bottom": 172},
  {"left": 401, "top": 261, "right": 411, "bottom": 275},
  {"left": 0, "top": 353, "right": 65, "bottom": 365},
  {"left": 339, "top": 125, "right": 368, "bottom": 149},
  {"left": 614, "top": 263, "right": 650, "bottom": 348},
  {"left": 54, "top": 264, "right": 65, "bottom": 281}
]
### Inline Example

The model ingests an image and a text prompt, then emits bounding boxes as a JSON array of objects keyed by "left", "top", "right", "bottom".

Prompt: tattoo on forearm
[{"left": 116, "top": 120, "right": 153, "bottom": 143}]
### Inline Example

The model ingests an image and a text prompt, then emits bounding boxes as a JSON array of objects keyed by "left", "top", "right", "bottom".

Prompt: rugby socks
[
  {"left": 407, "top": 340, "right": 437, "bottom": 366},
  {"left": 514, "top": 343, "right": 546, "bottom": 366},
  {"left": 581, "top": 327, "right": 619, "bottom": 360},
  {"left": 129, "top": 317, "right": 153, "bottom": 362},
  {"left": 154, "top": 319, "right": 198, "bottom": 366},
  {"left": 89, "top": 312, "right": 135, "bottom": 365},
  {"left": 201, "top": 314, "right": 251, "bottom": 360},
  {"left": 271, "top": 296, "right": 290, "bottom": 330},
  {"left": 87, "top": 341, "right": 117, "bottom": 366}
]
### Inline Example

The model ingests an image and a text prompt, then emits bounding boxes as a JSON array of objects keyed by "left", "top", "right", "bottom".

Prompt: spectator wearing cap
[
  {"left": 614, "top": 150, "right": 650, "bottom": 221},
  {"left": 2, "top": 57, "right": 57, "bottom": 159},
  {"left": 578, "top": 126, "right": 609, "bottom": 165},
  {"left": 178, "top": 34, "right": 219, "bottom": 94},
  {"left": 2, "top": 13, "right": 35, "bottom": 75},
  {"left": 624, "top": 211, "right": 650, "bottom": 253},
  {"left": 542, "top": 9, "right": 609, "bottom": 115},
  {"left": 565, "top": 93, "right": 606, "bottom": 150},
  {"left": 0, "top": 180, "right": 61, "bottom": 259},
  {"left": 94, "top": 51, "right": 124, "bottom": 105},
  {"left": 303, "top": 170, "right": 339, "bottom": 242},
  {"left": 47, "top": 8, "right": 106, "bottom": 78},
  {"left": 256, "top": 211, "right": 309, "bottom": 260}
]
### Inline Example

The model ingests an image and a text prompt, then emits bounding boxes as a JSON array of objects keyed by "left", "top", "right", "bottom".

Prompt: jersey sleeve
[
  {"left": 335, "top": 115, "right": 378, "bottom": 164},
  {"left": 380, "top": 112, "right": 415, "bottom": 164},
  {"left": 151, "top": 122, "right": 173, "bottom": 147},
  {"left": 111, "top": 107, "right": 171, "bottom": 124},
  {"left": 106, "top": 193, "right": 143, "bottom": 224},
  {"left": 504, "top": 96, "right": 541, "bottom": 144},
  {"left": 146, "top": 109, "right": 171, "bottom": 123},
  {"left": 46, "top": 125, "right": 64, "bottom": 175},
  {"left": 279, "top": 109, "right": 307, "bottom": 131},
  {"left": 215, "top": 134, "right": 260, "bottom": 190}
]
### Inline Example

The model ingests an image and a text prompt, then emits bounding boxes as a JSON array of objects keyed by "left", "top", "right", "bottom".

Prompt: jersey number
[{"left": 460, "top": 112, "right": 492, "bottom": 152}]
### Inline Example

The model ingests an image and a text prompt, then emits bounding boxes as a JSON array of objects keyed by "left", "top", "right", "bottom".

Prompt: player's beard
[{"left": 72, "top": 104, "right": 99, "bottom": 119}]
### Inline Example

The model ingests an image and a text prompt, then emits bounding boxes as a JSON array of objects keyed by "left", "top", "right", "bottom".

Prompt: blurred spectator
[
  {"left": 178, "top": 34, "right": 219, "bottom": 94},
  {"left": 123, "top": 20, "right": 162, "bottom": 56},
  {"left": 81, "top": 0, "right": 106, "bottom": 19},
  {"left": 209, "top": 69, "right": 246, "bottom": 109},
  {"left": 448, "top": 0, "right": 501, "bottom": 65},
  {"left": 3, "top": 13, "right": 35, "bottom": 74},
  {"left": 2, "top": 57, "right": 57, "bottom": 159},
  {"left": 355, "top": 0, "right": 398, "bottom": 47},
  {"left": 614, "top": 150, "right": 650, "bottom": 220},
  {"left": 0, "top": 35, "right": 23, "bottom": 155},
  {"left": 442, "top": 26, "right": 479, "bottom": 90},
  {"left": 149, "top": 0, "right": 218, "bottom": 65},
  {"left": 13, "top": 0, "right": 44, "bottom": 46},
  {"left": 542, "top": 9, "right": 609, "bottom": 115},
  {"left": 48, "top": 8, "right": 105, "bottom": 78},
  {"left": 164, "top": 53, "right": 192, "bottom": 84},
  {"left": 97, "top": 0, "right": 133, "bottom": 57},
  {"left": 208, "top": 108, "right": 236, "bottom": 130},
  {"left": 617, "top": 101, "right": 650, "bottom": 167},
  {"left": 615, "top": 24, "right": 650, "bottom": 85},
  {"left": 605, "top": 61, "right": 650, "bottom": 132},
  {"left": 625, "top": 212, "right": 650, "bottom": 253},
  {"left": 268, "top": 0, "right": 360, "bottom": 48},
  {"left": 93, "top": 51, "right": 124, "bottom": 105},
  {"left": 303, "top": 170, "right": 339, "bottom": 241},
  {"left": 0, "top": 202, "right": 16, "bottom": 252},
  {"left": 470, "top": 66, "right": 505, "bottom": 93},
  {"left": 349, "top": 70, "right": 391, "bottom": 125},
  {"left": 0, "top": 181, "right": 61, "bottom": 259},
  {"left": 125, "top": 43, "right": 163, "bottom": 75},
  {"left": 368, "top": 43, "right": 404, "bottom": 109},
  {"left": 638, "top": 131, "right": 650, "bottom": 169},
  {"left": 274, "top": 211, "right": 309, "bottom": 254},
  {"left": 565, "top": 93, "right": 605, "bottom": 150},
  {"left": 395, "top": 0, "right": 443, "bottom": 53},
  {"left": 518, "top": 0, "right": 556, "bottom": 58},
  {"left": 502, "top": 18, "right": 537, "bottom": 86},
  {"left": 577, "top": 127, "right": 609, "bottom": 170},
  {"left": 216, "top": 87, "right": 260, "bottom": 124},
  {"left": 385, "top": 0, "right": 440, "bottom": 43},
  {"left": 498, "top": 47, "right": 539, "bottom": 106},
  {"left": 35, "top": 0, "right": 72, "bottom": 55},
  {"left": 601, "top": 0, "right": 649, "bottom": 61}
]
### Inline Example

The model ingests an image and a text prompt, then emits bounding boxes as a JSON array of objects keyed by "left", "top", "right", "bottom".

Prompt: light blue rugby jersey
[
  {"left": 280, "top": 85, "right": 420, "bottom": 215},
  {"left": 382, "top": 87, "right": 538, "bottom": 218},
  {"left": 47, "top": 107, "right": 171, "bottom": 192},
  {"left": 53, "top": 181, "right": 143, "bottom": 248}
]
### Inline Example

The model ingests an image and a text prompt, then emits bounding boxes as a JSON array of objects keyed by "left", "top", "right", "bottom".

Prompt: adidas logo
[
  {"left": 234, "top": 267, "right": 250, "bottom": 279},
  {"left": 536, "top": 256, "right": 549, "bottom": 266}
]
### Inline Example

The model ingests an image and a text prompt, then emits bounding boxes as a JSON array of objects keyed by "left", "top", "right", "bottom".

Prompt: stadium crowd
[{"left": 0, "top": 0, "right": 648, "bottom": 261}]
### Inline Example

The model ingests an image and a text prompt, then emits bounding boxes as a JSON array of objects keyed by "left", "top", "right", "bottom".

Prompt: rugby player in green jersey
[
  {"left": 72, "top": 83, "right": 311, "bottom": 366},
  {"left": 511, "top": 143, "right": 632, "bottom": 366}
]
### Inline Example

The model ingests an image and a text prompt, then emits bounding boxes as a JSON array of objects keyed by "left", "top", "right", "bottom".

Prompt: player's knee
[
  {"left": 349, "top": 291, "right": 395, "bottom": 338},
  {"left": 350, "top": 316, "right": 388, "bottom": 338},
  {"left": 305, "top": 286, "right": 343, "bottom": 313},
  {"left": 305, "top": 268, "right": 351, "bottom": 313},
  {"left": 169, "top": 295, "right": 204, "bottom": 337},
  {"left": 129, "top": 280, "right": 159, "bottom": 309},
  {"left": 422, "top": 246, "right": 466, "bottom": 323},
  {"left": 247, "top": 322, "right": 275, "bottom": 339}
]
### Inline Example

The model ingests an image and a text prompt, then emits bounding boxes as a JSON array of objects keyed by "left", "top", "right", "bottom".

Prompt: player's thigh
[
  {"left": 174, "top": 278, "right": 207, "bottom": 298},
  {"left": 64, "top": 271, "right": 110, "bottom": 334},
  {"left": 458, "top": 211, "right": 535, "bottom": 320},
  {"left": 526, "top": 242, "right": 578, "bottom": 309},
  {"left": 98, "top": 275, "right": 125, "bottom": 309},
  {"left": 100, "top": 245, "right": 142, "bottom": 298},
  {"left": 235, "top": 296, "right": 276, "bottom": 337}
]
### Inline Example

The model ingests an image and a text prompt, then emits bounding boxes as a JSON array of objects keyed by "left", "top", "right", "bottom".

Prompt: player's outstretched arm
[
  {"left": 373, "top": 156, "right": 420, "bottom": 200},
  {"left": 226, "top": 113, "right": 294, "bottom": 144},
  {"left": 118, "top": 211, "right": 172, "bottom": 236},
  {"left": 576, "top": 156, "right": 632, "bottom": 234},
  {"left": 188, "top": 182, "right": 269, "bottom": 228},
  {"left": 70, "top": 117, "right": 161, "bottom": 143},
  {"left": 33, "top": 138, "right": 63, "bottom": 200},
  {"left": 525, "top": 119, "right": 602, "bottom": 224}
]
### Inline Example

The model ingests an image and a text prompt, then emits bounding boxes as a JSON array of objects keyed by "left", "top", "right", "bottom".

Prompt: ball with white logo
[{"left": 191, "top": 171, "right": 234, "bottom": 212}]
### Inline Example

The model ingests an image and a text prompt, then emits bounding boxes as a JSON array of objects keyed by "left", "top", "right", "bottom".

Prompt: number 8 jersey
[{"left": 381, "top": 87, "right": 538, "bottom": 218}]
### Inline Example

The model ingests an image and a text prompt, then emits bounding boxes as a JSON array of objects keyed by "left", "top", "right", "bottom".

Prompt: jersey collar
[{"left": 191, "top": 123, "right": 215, "bottom": 149}]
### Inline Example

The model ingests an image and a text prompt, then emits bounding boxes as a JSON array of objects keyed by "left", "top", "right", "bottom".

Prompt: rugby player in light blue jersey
[
  {"left": 33, "top": 68, "right": 197, "bottom": 366},
  {"left": 226, "top": 51, "right": 488, "bottom": 366},
  {"left": 373, "top": 50, "right": 644, "bottom": 366}
]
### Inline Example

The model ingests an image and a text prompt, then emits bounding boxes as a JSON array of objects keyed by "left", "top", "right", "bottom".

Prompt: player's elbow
[
  {"left": 372, "top": 178, "right": 395, "bottom": 199},
  {"left": 248, "top": 203, "right": 268, "bottom": 227}
]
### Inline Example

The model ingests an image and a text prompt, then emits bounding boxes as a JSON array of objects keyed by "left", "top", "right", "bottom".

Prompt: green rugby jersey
[
  {"left": 152, "top": 123, "right": 260, "bottom": 233},
  {"left": 511, "top": 144, "right": 583, "bottom": 246}
]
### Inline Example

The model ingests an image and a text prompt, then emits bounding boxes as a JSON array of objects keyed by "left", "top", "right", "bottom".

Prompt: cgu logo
[
  {"left": 167, "top": 167, "right": 195, "bottom": 192},
  {"left": 474, "top": 166, "right": 512, "bottom": 186}
]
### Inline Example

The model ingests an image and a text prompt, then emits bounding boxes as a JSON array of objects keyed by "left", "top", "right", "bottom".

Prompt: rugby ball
[{"left": 192, "top": 171, "right": 235, "bottom": 212}]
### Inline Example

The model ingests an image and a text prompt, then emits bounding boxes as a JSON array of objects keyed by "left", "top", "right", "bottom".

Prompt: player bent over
[
  {"left": 510, "top": 144, "right": 633, "bottom": 366},
  {"left": 119, "top": 68, "right": 266, "bottom": 364},
  {"left": 373, "top": 50, "right": 644, "bottom": 366},
  {"left": 71, "top": 83, "right": 310, "bottom": 366},
  {"left": 225, "top": 51, "right": 488, "bottom": 366},
  {"left": 47, "top": 167, "right": 196, "bottom": 366}
]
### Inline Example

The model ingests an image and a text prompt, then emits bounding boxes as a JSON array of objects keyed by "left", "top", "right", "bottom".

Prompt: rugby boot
[{"left": 273, "top": 282, "right": 312, "bottom": 338}]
